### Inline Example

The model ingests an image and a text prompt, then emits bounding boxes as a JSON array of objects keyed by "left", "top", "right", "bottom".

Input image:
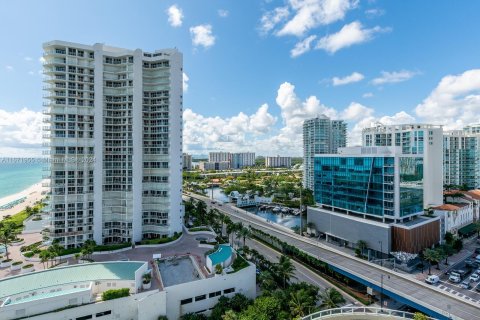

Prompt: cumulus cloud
[
  {"left": 372, "top": 70, "right": 417, "bottom": 85},
  {"left": 218, "top": 9, "right": 229, "bottom": 18},
  {"left": 0, "top": 108, "right": 43, "bottom": 157},
  {"left": 332, "top": 72, "right": 364, "bottom": 86},
  {"left": 183, "top": 72, "right": 189, "bottom": 92},
  {"left": 415, "top": 69, "right": 480, "bottom": 130},
  {"left": 183, "top": 104, "right": 277, "bottom": 154},
  {"left": 365, "top": 8, "right": 385, "bottom": 18},
  {"left": 341, "top": 102, "right": 374, "bottom": 121},
  {"left": 190, "top": 24, "right": 216, "bottom": 48},
  {"left": 316, "top": 21, "right": 390, "bottom": 54},
  {"left": 290, "top": 35, "right": 317, "bottom": 57},
  {"left": 259, "top": 7, "right": 290, "bottom": 34},
  {"left": 277, "top": 0, "right": 359, "bottom": 37},
  {"left": 167, "top": 5, "right": 183, "bottom": 27}
]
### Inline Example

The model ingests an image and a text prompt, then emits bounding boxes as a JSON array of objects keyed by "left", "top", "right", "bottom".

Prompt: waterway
[{"left": 204, "top": 187, "right": 306, "bottom": 230}]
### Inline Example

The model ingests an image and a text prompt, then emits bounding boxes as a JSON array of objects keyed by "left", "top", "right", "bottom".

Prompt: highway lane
[
  {"left": 185, "top": 193, "right": 480, "bottom": 320},
  {"left": 245, "top": 238, "right": 358, "bottom": 305}
]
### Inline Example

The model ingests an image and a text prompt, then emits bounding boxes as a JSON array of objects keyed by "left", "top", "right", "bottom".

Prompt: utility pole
[{"left": 380, "top": 274, "right": 384, "bottom": 312}]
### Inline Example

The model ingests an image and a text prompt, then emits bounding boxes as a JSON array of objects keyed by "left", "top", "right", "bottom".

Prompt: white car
[{"left": 470, "top": 273, "right": 480, "bottom": 282}]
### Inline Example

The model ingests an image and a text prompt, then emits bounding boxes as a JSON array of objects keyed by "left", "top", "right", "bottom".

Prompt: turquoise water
[
  {"left": 0, "top": 161, "right": 44, "bottom": 199},
  {"left": 208, "top": 244, "right": 233, "bottom": 265}
]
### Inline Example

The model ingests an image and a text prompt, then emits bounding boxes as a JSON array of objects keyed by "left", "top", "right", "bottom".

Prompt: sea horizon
[{"left": 0, "top": 161, "right": 44, "bottom": 199}]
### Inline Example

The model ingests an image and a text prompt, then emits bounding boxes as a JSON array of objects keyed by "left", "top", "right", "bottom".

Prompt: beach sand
[{"left": 0, "top": 179, "right": 49, "bottom": 219}]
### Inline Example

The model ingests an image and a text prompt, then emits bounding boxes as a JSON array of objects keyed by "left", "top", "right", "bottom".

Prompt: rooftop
[
  {"left": 208, "top": 244, "right": 233, "bottom": 266},
  {"left": 433, "top": 203, "right": 469, "bottom": 211},
  {"left": 0, "top": 261, "right": 145, "bottom": 299},
  {"left": 157, "top": 256, "right": 203, "bottom": 287}
]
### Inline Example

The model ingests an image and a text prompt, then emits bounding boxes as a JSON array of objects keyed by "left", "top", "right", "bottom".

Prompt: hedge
[
  {"left": 23, "top": 251, "right": 35, "bottom": 258},
  {"left": 102, "top": 288, "right": 130, "bottom": 301},
  {"left": 139, "top": 232, "right": 181, "bottom": 245}
]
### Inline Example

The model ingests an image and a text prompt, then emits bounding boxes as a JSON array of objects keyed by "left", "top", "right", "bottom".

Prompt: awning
[{"left": 458, "top": 223, "right": 477, "bottom": 236}]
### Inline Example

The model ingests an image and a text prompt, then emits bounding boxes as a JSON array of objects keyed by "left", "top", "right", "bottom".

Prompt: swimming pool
[{"left": 206, "top": 244, "right": 233, "bottom": 271}]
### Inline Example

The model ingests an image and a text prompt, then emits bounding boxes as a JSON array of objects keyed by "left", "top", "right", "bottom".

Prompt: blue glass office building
[{"left": 314, "top": 150, "right": 424, "bottom": 221}]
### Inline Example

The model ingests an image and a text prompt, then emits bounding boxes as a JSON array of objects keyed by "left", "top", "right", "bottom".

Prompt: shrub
[
  {"left": 12, "top": 238, "right": 24, "bottom": 243},
  {"left": 143, "top": 273, "right": 152, "bottom": 284},
  {"left": 12, "top": 261, "right": 23, "bottom": 266},
  {"left": 22, "top": 264, "right": 34, "bottom": 269},
  {"left": 23, "top": 251, "right": 35, "bottom": 258},
  {"left": 2, "top": 259, "right": 12, "bottom": 263},
  {"left": 139, "top": 233, "right": 182, "bottom": 245},
  {"left": 230, "top": 255, "right": 249, "bottom": 272},
  {"left": 102, "top": 288, "right": 130, "bottom": 301}
]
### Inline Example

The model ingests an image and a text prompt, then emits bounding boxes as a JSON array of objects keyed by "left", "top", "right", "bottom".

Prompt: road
[
  {"left": 245, "top": 237, "right": 358, "bottom": 305},
  {"left": 185, "top": 192, "right": 480, "bottom": 320}
]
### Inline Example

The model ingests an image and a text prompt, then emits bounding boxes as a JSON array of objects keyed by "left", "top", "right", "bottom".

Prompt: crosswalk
[{"left": 437, "top": 282, "right": 480, "bottom": 304}]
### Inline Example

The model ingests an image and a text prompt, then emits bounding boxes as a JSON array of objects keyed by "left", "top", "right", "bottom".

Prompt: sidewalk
[{"left": 413, "top": 248, "right": 473, "bottom": 281}]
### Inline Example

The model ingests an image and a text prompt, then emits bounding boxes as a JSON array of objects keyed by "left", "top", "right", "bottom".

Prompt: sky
[{"left": 1, "top": 0, "right": 480, "bottom": 157}]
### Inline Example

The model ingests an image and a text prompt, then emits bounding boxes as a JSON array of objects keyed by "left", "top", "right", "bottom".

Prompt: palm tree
[
  {"left": 277, "top": 255, "right": 296, "bottom": 288},
  {"left": 319, "top": 288, "right": 345, "bottom": 309},
  {"left": 259, "top": 270, "right": 277, "bottom": 291},
  {"left": 218, "top": 212, "right": 228, "bottom": 237},
  {"left": 0, "top": 222, "right": 15, "bottom": 260},
  {"left": 39, "top": 250, "right": 49, "bottom": 269},
  {"left": 289, "top": 289, "right": 314, "bottom": 318},
  {"left": 356, "top": 240, "right": 368, "bottom": 257},
  {"left": 237, "top": 227, "right": 251, "bottom": 248},
  {"left": 474, "top": 221, "right": 480, "bottom": 237},
  {"left": 423, "top": 248, "right": 440, "bottom": 275},
  {"left": 442, "top": 244, "right": 454, "bottom": 265}
]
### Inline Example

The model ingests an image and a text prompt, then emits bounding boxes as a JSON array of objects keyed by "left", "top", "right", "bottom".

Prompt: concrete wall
[
  {"left": 307, "top": 207, "right": 391, "bottom": 253},
  {"left": 165, "top": 263, "right": 256, "bottom": 320}
]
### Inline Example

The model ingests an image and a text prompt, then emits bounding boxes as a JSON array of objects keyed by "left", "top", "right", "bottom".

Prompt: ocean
[{"left": 0, "top": 161, "right": 44, "bottom": 199}]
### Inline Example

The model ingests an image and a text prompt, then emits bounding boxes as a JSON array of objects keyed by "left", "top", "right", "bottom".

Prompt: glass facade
[
  {"left": 314, "top": 156, "right": 425, "bottom": 218},
  {"left": 399, "top": 157, "right": 424, "bottom": 216},
  {"left": 314, "top": 157, "right": 395, "bottom": 217}
]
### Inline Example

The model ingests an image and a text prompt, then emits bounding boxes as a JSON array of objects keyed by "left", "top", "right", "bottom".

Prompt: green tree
[
  {"left": 444, "top": 231, "right": 454, "bottom": 244},
  {"left": 229, "top": 294, "right": 252, "bottom": 312},
  {"left": 453, "top": 238, "right": 463, "bottom": 252},
  {"left": 240, "top": 296, "right": 282, "bottom": 320},
  {"left": 0, "top": 222, "right": 16, "bottom": 260},
  {"left": 288, "top": 288, "right": 315, "bottom": 318},
  {"left": 39, "top": 250, "right": 50, "bottom": 269},
  {"left": 474, "top": 221, "right": 480, "bottom": 237},
  {"left": 277, "top": 255, "right": 296, "bottom": 288},
  {"left": 259, "top": 271, "right": 277, "bottom": 292},
  {"left": 356, "top": 240, "right": 368, "bottom": 257},
  {"left": 423, "top": 248, "right": 441, "bottom": 275},
  {"left": 222, "top": 310, "right": 239, "bottom": 320},
  {"left": 441, "top": 244, "right": 455, "bottom": 265},
  {"left": 319, "top": 288, "right": 345, "bottom": 309},
  {"left": 181, "top": 313, "right": 207, "bottom": 320},
  {"left": 413, "top": 312, "right": 429, "bottom": 320},
  {"left": 238, "top": 227, "right": 251, "bottom": 248}
]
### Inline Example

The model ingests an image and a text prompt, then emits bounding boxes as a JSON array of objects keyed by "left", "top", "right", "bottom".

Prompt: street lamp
[
  {"left": 380, "top": 274, "right": 390, "bottom": 313},
  {"left": 299, "top": 183, "right": 303, "bottom": 236}
]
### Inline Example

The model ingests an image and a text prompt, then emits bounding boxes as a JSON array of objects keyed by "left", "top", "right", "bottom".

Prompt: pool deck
[{"left": 157, "top": 256, "right": 204, "bottom": 287}]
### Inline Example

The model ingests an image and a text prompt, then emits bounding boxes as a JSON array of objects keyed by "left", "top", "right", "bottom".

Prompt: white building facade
[
  {"left": 43, "top": 41, "right": 183, "bottom": 247},
  {"left": 303, "top": 115, "right": 346, "bottom": 191},
  {"left": 208, "top": 152, "right": 231, "bottom": 163},
  {"left": 265, "top": 156, "right": 292, "bottom": 168},
  {"left": 230, "top": 152, "right": 255, "bottom": 169},
  {"left": 433, "top": 203, "right": 474, "bottom": 238},
  {"left": 183, "top": 153, "right": 192, "bottom": 171},
  {"left": 443, "top": 130, "right": 480, "bottom": 189},
  {"left": 362, "top": 124, "right": 444, "bottom": 207}
]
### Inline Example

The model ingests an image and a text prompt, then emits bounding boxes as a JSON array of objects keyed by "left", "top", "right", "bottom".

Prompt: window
[
  {"left": 195, "top": 294, "right": 206, "bottom": 301},
  {"left": 209, "top": 291, "right": 222, "bottom": 298},
  {"left": 76, "top": 315, "right": 93, "bottom": 320},
  {"left": 223, "top": 288, "right": 235, "bottom": 294},
  {"left": 96, "top": 310, "right": 112, "bottom": 317},
  {"left": 181, "top": 298, "right": 193, "bottom": 305}
]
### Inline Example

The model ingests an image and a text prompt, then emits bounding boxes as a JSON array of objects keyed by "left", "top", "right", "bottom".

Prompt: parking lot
[{"left": 434, "top": 243, "right": 480, "bottom": 303}]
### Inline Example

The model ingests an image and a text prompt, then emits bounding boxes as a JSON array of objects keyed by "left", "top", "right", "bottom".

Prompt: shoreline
[{"left": 0, "top": 179, "right": 49, "bottom": 219}]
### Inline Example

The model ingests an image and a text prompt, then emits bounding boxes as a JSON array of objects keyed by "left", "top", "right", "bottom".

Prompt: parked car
[
  {"left": 476, "top": 283, "right": 480, "bottom": 292},
  {"left": 475, "top": 254, "right": 480, "bottom": 263},
  {"left": 455, "top": 269, "right": 468, "bottom": 279},
  {"left": 425, "top": 275, "right": 440, "bottom": 284},
  {"left": 449, "top": 274, "right": 462, "bottom": 283},
  {"left": 470, "top": 273, "right": 480, "bottom": 282},
  {"left": 460, "top": 280, "right": 472, "bottom": 289},
  {"left": 465, "top": 259, "right": 477, "bottom": 268},
  {"left": 475, "top": 247, "right": 480, "bottom": 254}
]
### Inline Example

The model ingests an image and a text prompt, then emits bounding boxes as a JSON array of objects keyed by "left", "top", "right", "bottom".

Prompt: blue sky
[{"left": 1, "top": 0, "right": 480, "bottom": 156}]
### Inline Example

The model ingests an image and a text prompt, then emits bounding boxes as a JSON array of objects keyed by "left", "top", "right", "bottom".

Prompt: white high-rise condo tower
[
  {"left": 43, "top": 41, "right": 183, "bottom": 247},
  {"left": 362, "top": 123, "right": 444, "bottom": 207},
  {"left": 303, "top": 115, "right": 347, "bottom": 191}
]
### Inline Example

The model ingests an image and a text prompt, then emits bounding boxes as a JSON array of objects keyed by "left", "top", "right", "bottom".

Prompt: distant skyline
[{"left": 1, "top": 1, "right": 480, "bottom": 156}]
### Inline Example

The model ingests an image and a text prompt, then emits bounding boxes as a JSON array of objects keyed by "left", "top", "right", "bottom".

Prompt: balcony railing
[{"left": 302, "top": 307, "right": 435, "bottom": 320}]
